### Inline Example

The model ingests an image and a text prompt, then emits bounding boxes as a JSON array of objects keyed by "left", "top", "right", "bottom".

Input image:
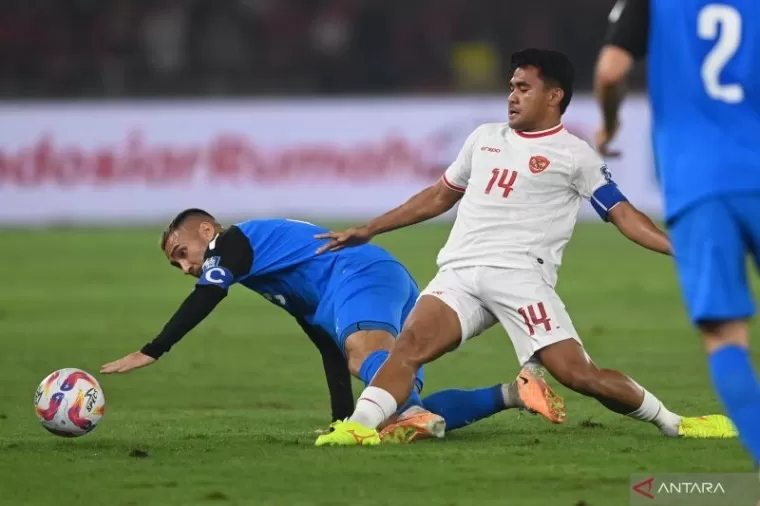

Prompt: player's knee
[
  {"left": 344, "top": 329, "right": 395, "bottom": 375},
  {"left": 698, "top": 319, "right": 749, "bottom": 353}
]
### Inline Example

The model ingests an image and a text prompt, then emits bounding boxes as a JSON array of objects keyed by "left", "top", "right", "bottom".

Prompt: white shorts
[{"left": 420, "top": 266, "right": 582, "bottom": 366}]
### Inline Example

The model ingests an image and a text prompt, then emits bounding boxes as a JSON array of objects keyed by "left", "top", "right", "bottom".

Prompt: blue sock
[
  {"left": 422, "top": 385, "right": 505, "bottom": 431},
  {"left": 358, "top": 350, "right": 423, "bottom": 413},
  {"left": 709, "top": 345, "right": 760, "bottom": 464}
]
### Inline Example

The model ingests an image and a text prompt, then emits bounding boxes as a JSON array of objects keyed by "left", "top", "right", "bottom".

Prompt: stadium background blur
[
  {"left": 0, "top": 1, "right": 752, "bottom": 506},
  {"left": 1, "top": 0, "right": 643, "bottom": 97}
]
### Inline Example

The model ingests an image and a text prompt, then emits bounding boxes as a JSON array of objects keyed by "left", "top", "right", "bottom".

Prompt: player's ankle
[
  {"left": 501, "top": 382, "right": 524, "bottom": 409},
  {"left": 349, "top": 386, "right": 398, "bottom": 429},
  {"left": 627, "top": 389, "right": 681, "bottom": 435}
]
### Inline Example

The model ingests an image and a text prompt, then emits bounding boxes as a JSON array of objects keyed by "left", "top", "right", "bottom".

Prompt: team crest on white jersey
[{"left": 529, "top": 155, "right": 551, "bottom": 174}]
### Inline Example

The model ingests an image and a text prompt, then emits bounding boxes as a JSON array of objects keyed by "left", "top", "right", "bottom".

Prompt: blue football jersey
[
  {"left": 142, "top": 216, "right": 405, "bottom": 361},
  {"left": 647, "top": 0, "right": 760, "bottom": 219},
  {"left": 197, "top": 218, "right": 397, "bottom": 321}
]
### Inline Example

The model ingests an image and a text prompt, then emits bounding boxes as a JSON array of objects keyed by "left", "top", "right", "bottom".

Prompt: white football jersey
[{"left": 438, "top": 122, "right": 613, "bottom": 286}]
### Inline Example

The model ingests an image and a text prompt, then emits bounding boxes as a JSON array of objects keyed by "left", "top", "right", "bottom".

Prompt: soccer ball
[{"left": 34, "top": 368, "right": 106, "bottom": 437}]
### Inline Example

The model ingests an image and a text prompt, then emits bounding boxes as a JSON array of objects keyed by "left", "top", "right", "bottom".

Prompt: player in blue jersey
[
  {"left": 595, "top": 0, "right": 759, "bottom": 462},
  {"left": 100, "top": 209, "right": 563, "bottom": 442}
]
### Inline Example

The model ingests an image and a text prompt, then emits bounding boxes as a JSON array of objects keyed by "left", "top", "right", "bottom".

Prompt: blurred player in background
[
  {"left": 595, "top": 0, "right": 760, "bottom": 465},
  {"left": 100, "top": 210, "right": 563, "bottom": 441},
  {"left": 314, "top": 48, "right": 736, "bottom": 447}
]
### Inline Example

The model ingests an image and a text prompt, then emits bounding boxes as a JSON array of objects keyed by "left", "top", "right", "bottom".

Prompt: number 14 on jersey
[{"left": 485, "top": 169, "right": 518, "bottom": 198}]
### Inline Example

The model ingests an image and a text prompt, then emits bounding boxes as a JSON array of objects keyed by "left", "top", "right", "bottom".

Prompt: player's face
[
  {"left": 508, "top": 66, "right": 561, "bottom": 130},
  {"left": 163, "top": 223, "right": 215, "bottom": 277}
]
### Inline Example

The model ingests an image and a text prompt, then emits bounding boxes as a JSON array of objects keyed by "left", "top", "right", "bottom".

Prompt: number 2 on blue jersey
[{"left": 698, "top": 4, "right": 744, "bottom": 104}]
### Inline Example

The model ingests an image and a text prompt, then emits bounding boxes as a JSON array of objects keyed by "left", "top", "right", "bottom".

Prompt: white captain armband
[
  {"left": 591, "top": 183, "right": 628, "bottom": 221},
  {"left": 197, "top": 265, "right": 235, "bottom": 289}
]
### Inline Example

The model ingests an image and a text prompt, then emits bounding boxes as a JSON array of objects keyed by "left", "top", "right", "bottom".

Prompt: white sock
[
  {"left": 349, "top": 386, "right": 398, "bottom": 429},
  {"left": 628, "top": 389, "right": 682, "bottom": 437},
  {"left": 501, "top": 382, "right": 523, "bottom": 409}
]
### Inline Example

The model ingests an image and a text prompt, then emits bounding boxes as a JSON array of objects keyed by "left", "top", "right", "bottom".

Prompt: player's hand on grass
[
  {"left": 595, "top": 121, "right": 621, "bottom": 158},
  {"left": 314, "top": 226, "right": 373, "bottom": 254},
  {"left": 100, "top": 351, "right": 156, "bottom": 374}
]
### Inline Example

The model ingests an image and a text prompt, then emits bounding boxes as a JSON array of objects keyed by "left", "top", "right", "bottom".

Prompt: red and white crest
[{"left": 529, "top": 155, "right": 551, "bottom": 174}]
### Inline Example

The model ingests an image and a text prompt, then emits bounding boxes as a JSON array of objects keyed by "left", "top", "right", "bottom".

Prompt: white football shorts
[{"left": 420, "top": 265, "right": 582, "bottom": 366}]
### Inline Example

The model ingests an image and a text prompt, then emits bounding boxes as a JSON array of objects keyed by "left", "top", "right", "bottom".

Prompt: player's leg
[
  {"left": 384, "top": 371, "right": 565, "bottom": 434},
  {"left": 535, "top": 338, "right": 686, "bottom": 435},
  {"left": 700, "top": 320, "right": 758, "bottom": 452},
  {"left": 337, "top": 261, "right": 515, "bottom": 442},
  {"left": 484, "top": 267, "right": 727, "bottom": 437},
  {"left": 334, "top": 262, "right": 428, "bottom": 414},
  {"left": 343, "top": 328, "right": 433, "bottom": 422},
  {"left": 316, "top": 268, "right": 494, "bottom": 446},
  {"left": 349, "top": 295, "right": 464, "bottom": 426},
  {"left": 676, "top": 195, "right": 760, "bottom": 458},
  {"left": 314, "top": 295, "right": 463, "bottom": 446},
  {"left": 420, "top": 383, "right": 526, "bottom": 431},
  {"left": 366, "top": 270, "right": 536, "bottom": 439}
]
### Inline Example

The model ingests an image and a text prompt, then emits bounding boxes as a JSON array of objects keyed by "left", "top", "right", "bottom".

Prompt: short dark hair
[
  {"left": 510, "top": 48, "right": 574, "bottom": 114},
  {"left": 160, "top": 208, "right": 216, "bottom": 251}
]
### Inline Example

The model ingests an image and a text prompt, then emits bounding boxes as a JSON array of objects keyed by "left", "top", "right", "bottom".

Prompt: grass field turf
[{"left": 0, "top": 223, "right": 756, "bottom": 506}]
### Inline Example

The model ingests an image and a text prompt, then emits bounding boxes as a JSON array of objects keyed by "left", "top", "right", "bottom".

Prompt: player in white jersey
[{"left": 313, "top": 49, "right": 736, "bottom": 446}]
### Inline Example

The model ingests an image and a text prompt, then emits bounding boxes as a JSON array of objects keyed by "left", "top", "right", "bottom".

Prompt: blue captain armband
[
  {"left": 590, "top": 183, "right": 628, "bottom": 222},
  {"left": 197, "top": 264, "right": 235, "bottom": 289}
]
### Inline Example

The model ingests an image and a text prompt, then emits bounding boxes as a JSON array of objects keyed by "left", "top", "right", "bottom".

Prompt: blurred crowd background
[{"left": 0, "top": 0, "right": 643, "bottom": 98}]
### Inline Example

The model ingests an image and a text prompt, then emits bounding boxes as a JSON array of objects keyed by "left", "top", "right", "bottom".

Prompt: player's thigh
[
  {"left": 669, "top": 197, "right": 753, "bottom": 325},
  {"left": 399, "top": 268, "right": 496, "bottom": 365},
  {"left": 392, "top": 296, "right": 465, "bottom": 366},
  {"left": 417, "top": 268, "right": 496, "bottom": 346},
  {"left": 333, "top": 261, "right": 415, "bottom": 352},
  {"left": 480, "top": 267, "right": 581, "bottom": 367}
]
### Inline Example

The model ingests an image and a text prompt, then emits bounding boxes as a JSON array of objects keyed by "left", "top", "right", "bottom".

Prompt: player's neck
[
  {"left": 514, "top": 122, "right": 563, "bottom": 138},
  {"left": 518, "top": 118, "right": 563, "bottom": 133}
]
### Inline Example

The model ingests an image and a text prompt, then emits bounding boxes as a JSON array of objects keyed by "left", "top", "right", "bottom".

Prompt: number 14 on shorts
[{"left": 518, "top": 302, "right": 552, "bottom": 336}]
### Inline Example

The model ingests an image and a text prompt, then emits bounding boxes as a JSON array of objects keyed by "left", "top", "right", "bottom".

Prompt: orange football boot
[
  {"left": 379, "top": 406, "right": 446, "bottom": 443},
  {"left": 516, "top": 367, "right": 566, "bottom": 423}
]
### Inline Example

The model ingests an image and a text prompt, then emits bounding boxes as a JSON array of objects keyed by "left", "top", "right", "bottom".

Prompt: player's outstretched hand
[
  {"left": 314, "top": 226, "right": 373, "bottom": 254},
  {"left": 100, "top": 351, "right": 156, "bottom": 374},
  {"left": 595, "top": 121, "right": 622, "bottom": 158}
]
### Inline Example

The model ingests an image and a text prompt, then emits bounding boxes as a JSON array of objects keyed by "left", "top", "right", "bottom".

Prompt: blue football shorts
[
  {"left": 329, "top": 260, "right": 419, "bottom": 349},
  {"left": 669, "top": 193, "right": 760, "bottom": 324}
]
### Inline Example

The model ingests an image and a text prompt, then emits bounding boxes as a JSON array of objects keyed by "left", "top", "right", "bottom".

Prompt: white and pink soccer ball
[{"left": 33, "top": 368, "right": 106, "bottom": 437}]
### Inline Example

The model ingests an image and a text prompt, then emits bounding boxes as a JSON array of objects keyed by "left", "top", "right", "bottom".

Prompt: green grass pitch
[{"left": 0, "top": 223, "right": 755, "bottom": 505}]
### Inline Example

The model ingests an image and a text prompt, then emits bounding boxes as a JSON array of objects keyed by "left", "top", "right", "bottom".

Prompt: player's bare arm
[
  {"left": 315, "top": 179, "right": 462, "bottom": 254},
  {"left": 594, "top": 0, "right": 648, "bottom": 156},
  {"left": 594, "top": 46, "right": 632, "bottom": 157},
  {"left": 607, "top": 201, "right": 672, "bottom": 255}
]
